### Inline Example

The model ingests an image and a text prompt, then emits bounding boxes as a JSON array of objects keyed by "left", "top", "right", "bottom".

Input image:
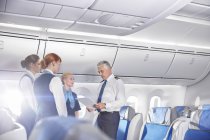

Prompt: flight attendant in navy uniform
[
  {"left": 33, "top": 53, "right": 67, "bottom": 121},
  {"left": 61, "top": 72, "right": 81, "bottom": 118},
  {"left": 88, "top": 60, "right": 126, "bottom": 139}
]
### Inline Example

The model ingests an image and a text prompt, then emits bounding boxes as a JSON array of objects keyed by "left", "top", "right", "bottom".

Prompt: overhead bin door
[
  {"left": 0, "top": 36, "right": 39, "bottom": 71},
  {"left": 164, "top": 53, "right": 210, "bottom": 79},
  {"left": 45, "top": 41, "right": 117, "bottom": 74},
  {"left": 112, "top": 48, "right": 174, "bottom": 77}
]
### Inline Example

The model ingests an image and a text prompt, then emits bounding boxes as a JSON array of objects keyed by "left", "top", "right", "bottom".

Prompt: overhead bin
[
  {"left": 0, "top": 36, "right": 39, "bottom": 71},
  {"left": 45, "top": 41, "right": 118, "bottom": 74},
  {"left": 164, "top": 53, "right": 210, "bottom": 79},
  {"left": 112, "top": 48, "right": 175, "bottom": 77}
]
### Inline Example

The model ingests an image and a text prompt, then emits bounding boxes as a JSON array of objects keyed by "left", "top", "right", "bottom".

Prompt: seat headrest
[
  {"left": 176, "top": 106, "right": 191, "bottom": 118},
  {"left": 189, "top": 110, "right": 210, "bottom": 131},
  {"left": 29, "top": 116, "right": 110, "bottom": 140},
  {"left": 199, "top": 110, "right": 210, "bottom": 131},
  {"left": 147, "top": 107, "right": 171, "bottom": 125},
  {"left": 199, "top": 104, "right": 210, "bottom": 110},
  {"left": 119, "top": 106, "right": 135, "bottom": 121},
  {"left": 0, "top": 108, "right": 16, "bottom": 135}
]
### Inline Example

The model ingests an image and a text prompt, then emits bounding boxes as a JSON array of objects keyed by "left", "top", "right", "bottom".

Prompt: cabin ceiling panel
[
  {"left": 40, "top": 3, "right": 61, "bottom": 18},
  {"left": 0, "top": 13, "right": 74, "bottom": 29},
  {"left": 26, "top": 0, "right": 96, "bottom": 9},
  {"left": 182, "top": 25, "right": 210, "bottom": 45},
  {"left": 164, "top": 54, "right": 210, "bottom": 79},
  {"left": 0, "top": 0, "right": 6, "bottom": 12},
  {"left": 0, "top": 36, "right": 39, "bottom": 71},
  {"left": 175, "top": 3, "right": 210, "bottom": 20},
  {"left": 45, "top": 41, "right": 117, "bottom": 74},
  {"left": 102, "top": 14, "right": 148, "bottom": 28},
  {"left": 6, "top": 0, "right": 44, "bottom": 16},
  {"left": 90, "top": 0, "right": 178, "bottom": 18},
  {"left": 128, "top": 19, "right": 194, "bottom": 44},
  {"left": 56, "top": 6, "right": 86, "bottom": 21},
  {"left": 192, "top": 0, "right": 210, "bottom": 6},
  {"left": 112, "top": 48, "right": 174, "bottom": 77},
  {"left": 69, "top": 22, "right": 131, "bottom": 35},
  {"left": 78, "top": 10, "right": 102, "bottom": 23},
  {"left": 0, "top": 0, "right": 192, "bottom": 35}
]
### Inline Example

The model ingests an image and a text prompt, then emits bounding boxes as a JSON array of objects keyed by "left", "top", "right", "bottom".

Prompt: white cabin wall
[{"left": 185, "top": 72, "right": 210, "bottom": 106}]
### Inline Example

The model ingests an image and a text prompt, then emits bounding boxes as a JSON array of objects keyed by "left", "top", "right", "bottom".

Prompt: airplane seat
[
  {"left": 184, "top": 109, "right": 210, "bottom": 140},
  {"left": 116, "top": 106, "right": 136, "bottom": 140},
  {"left": 171, "top": 106, "right": 191, "bottom": 121},
  {"left": 127, "top": 113, "right": 143, "bottom": 140},
  {"left": 0, "top": 108, "right": 27, "bottom": 140},
  {"left": 140, "top": 107, "right": 172, "bottom": 140},
  {"left": 164, "top": 106, "right": 192, "bottom": 140},
  {"left": 198, "top": 104, "right": 210, "bottom": 110},
  {"left": 29, "top": 116, "right": 110, "bottom": 140}
]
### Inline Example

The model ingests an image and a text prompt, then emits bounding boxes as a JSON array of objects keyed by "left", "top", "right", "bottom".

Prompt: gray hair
[{"left": 97, "top": 60, "right": 112, "bottom": 68}]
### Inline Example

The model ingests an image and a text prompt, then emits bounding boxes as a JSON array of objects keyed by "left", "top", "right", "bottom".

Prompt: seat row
[{"left": 116, "top": 104, "right": 210, "bottom": 140}]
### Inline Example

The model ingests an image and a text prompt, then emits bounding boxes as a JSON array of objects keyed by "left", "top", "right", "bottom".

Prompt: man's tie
[
  {"left": 97, "top": 80, "right": 107, "bottom": 112},
  {"left": 97, "top": 80, "right": 107, "bottom": 103}
]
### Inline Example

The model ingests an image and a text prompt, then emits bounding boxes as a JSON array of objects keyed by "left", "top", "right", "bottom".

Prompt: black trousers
[{"left": 97, "top": 111, "right": 120, "bottom": 139}]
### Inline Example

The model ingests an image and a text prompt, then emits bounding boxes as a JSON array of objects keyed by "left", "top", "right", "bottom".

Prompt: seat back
[
  {"left": 199, "top": 104, "right": 210, "bottom": 110},
  {"left": 0, "top": 123, "right": 27, "bottom": 140},
  {"left": 29, "top": 116, "right": 110, "bottom": 140},
  {"left": 184, "top": 110, "right": 210, "bottom": 140},
  {"left": 116, "top": 106, "right": 135, "bottom": 140},
  {"left": 0, "top": 108, "right": 26, "bottom": 140},
  {"left": 141, "top": 107, "right": 172, "bottom": 140},
  {"left": 127, "top": 113, "right": 143, "bottom": 140}
]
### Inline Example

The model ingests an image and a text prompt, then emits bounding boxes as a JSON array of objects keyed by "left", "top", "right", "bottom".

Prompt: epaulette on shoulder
[{"left": 114, "top": 76, "right": 120, "bottom": 80}]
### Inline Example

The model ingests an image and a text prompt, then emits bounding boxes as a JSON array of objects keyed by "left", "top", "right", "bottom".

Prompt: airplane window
[
  {"left": 150, "top": 96, "right": 161, "bottom": 108},
  {"left": 127, "top": 96, "right": 138, "bottom": 111},
  {"left": 194, "top": 96, "right": 200, "bottom": 107}
]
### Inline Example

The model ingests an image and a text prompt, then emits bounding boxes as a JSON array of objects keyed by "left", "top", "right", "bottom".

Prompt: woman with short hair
[{"left": 61, "top": 73, "right": 81, "bottom": 118}]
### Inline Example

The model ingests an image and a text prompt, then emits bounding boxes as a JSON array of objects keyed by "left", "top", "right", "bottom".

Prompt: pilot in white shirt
[{"left": 93, "top": 60, "right": 126, "bottom": 139}]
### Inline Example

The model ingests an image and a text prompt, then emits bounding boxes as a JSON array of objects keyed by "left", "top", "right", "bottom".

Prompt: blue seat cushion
[
  {"left": 184, "top": 129, "right": 210, "bottom": 140},
  {"left": 117, "top": 120, "right": 130, "bottom": 140},
  {"left": 199, "top": 110, "right": 210, "bottom": 131},
  {"left": 141, "top": 123, "right": 169, "bottom": 140}
]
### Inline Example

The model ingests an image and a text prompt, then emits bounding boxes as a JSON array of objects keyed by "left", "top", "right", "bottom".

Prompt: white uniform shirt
[
  {"left": 97, "top": 74, "right": 126, "bottom": 112},
  {"left": 19, "top": 70, "right": 37, "bottom": 112},
  {"left": 45, "top": 69, "right": 67, "bottom": 117}
]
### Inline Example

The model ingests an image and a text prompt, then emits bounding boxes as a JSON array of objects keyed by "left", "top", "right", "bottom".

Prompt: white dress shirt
[
  {"left": 45, "top": 69, "right": 67, "bottom": 117},
  {"left": 19, "top": 70, "right": 37, "bottom": 112},
  {"left": 97, "top": 74, "right": 126, "bottom": 112}
]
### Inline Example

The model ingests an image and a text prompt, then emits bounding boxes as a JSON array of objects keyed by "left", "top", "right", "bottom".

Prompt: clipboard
[{"left": 78, "top": 97, "right": 95, "bottom": 108}]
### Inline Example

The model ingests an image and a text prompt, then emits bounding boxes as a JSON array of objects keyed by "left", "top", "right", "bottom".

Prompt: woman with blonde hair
[
  {"left": 33, "top": 53, "right": 67, "bottom": 121},
  {"left": 62, "top": 73, "right": 81, "bottom": 118}
]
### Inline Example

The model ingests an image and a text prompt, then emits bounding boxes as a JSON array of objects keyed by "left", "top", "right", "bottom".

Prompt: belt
[{"left": 100, "top": 111, "right": 119, "bottom": 115}]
